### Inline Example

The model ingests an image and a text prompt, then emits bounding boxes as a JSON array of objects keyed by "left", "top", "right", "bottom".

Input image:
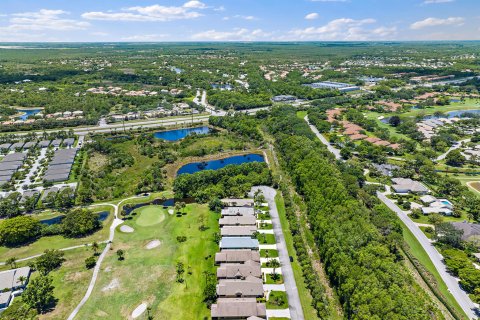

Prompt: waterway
[
  {"left": 153, "top": 126, "right": 210, "bottom": 141},
  {"left": 177, "top": 153, "right": 265, "bottom": 175}
]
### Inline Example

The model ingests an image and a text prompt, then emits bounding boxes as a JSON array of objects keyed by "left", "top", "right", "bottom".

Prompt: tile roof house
[
  {"left": 215, "top": 250, "right": 261, "bottom": 265},
  {"left": 219, "top": 216, "right": 257, "bottom": 226},
  {"left": 391, "top": 178, "right": 429, "bottom": 194},
  {"left": 221, "top": 226, "right": 257, "bottom": 237},
  {"left": 217, "top": 276, "right": 264, "bottom": 298},
  {"left": 211, "top": 298, "right": 266, "bottom": 319},
  {"left": 217, "top": 260, "right": 262, "bottom": 279}
]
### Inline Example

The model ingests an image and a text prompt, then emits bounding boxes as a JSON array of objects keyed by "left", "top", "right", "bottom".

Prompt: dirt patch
[
  {"left": 145, "top": 240, "right": 161, "bottom": 249},
  {"left": 65, "top": 271, "right": 84, "bottom": 282},
  {"left": 102, "top": 278, "right": 120, "bottom": 292},
  {"left": 94, "top": 310, "right": 110, "bottom": 318},
  {"left": 120, "top": 225, "right": 134, "bottom": 233},
  {"left": 88, "top": 152, "right": 109, "bottom": 172}
]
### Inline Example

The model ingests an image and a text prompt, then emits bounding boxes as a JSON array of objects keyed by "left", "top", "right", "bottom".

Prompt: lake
[
  {"left": 40, "top": 211, "right": 110, "bottom": 225},
  {"left": 17, "top": 108, "right": 42, "bottom": 121},
  {"left": 425, "top": 109, "right": 480, "bottom": 119},
  {"left": 177, "top": 153, "right": 265, "bottom": 175},
  {"left": 153, "top": 126, "right": 210, "bottom": 141}
]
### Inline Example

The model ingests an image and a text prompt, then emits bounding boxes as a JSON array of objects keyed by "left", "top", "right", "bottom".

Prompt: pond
[
  {"left": 17, "top": 108, "right": 42, "bottom": 121},
  {"left": 122, "top": 198, "right": 195, "bottom": 215},
  {"left": 177, "top": 153, "right": 265, "bottom": 175},
  {"left": 40, "top": 211, "right": 110, "bottom": 225},
  {"left": 153, "top": 126, "right": 210, "bottom": 141},
  {"left": 425, "top": 109, "right": 480, "bottom": 119}
]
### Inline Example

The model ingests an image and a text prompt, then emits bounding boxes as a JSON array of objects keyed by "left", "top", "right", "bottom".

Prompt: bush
[
  {"left": 85, "top": 256, "right": 96, "bottom": 269},
  {"left": 0, "top": 216, "right": 41, "bottom": 246}
]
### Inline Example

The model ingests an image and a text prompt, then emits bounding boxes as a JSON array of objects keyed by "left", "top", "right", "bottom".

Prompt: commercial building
[{"left": 304, "top": 81, "right": 360, "bottom": 92}]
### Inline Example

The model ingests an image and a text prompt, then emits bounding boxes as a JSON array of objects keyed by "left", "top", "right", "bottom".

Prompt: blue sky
[{"left": 0, "top": 0, "right": 478, "bottom": 41}]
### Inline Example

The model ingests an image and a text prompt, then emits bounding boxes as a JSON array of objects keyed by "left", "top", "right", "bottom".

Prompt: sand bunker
[
  {"left": 132, "top": 302, "right": 147, "bottom": 319},
  {"left": 146, "top": 240, "right": 161, "bottom": 249},
  {"left": 168, "top": 209, "right": 174, "bottom": 215},
  {"left": 101, "top": 278, "right": 119, "bottom": 292},
  {"left": 120, "top": 225, "right": 134, "bottom": 233}
]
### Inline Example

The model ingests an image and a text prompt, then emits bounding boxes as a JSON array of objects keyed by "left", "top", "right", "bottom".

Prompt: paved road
[
  {"left": 377, "top": 192, "right": 477, "bottom": 319},
  {"left": 304, "top": 115, "right": 343, "bottom": 161},
  {"left": 251, "top": 186, "right": 305, "bottom": 320},
  {"left": 304, "top": 117, "right": 478, "bottom": 319},
  {"left": 435, "top": 138, "right": 470, "bottom": 161}
]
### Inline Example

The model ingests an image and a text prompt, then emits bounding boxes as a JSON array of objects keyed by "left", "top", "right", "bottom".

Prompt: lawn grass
[
  {"left": 134, "top": 205, "right": 166, "bottom": 226},
  {"left": 410, "top": 212, "right": 468, "bottom": 224},
  {"left": 267, "top": 291, "right": 288, "bottom": 309},
  {"left": 274, "top": 191, "right": 322, "bottom": 320},
  {"left": 296, "top": 111, "right": 307, "bottom": 119},
  {"left": 260, "top": 249, "right": 278, "bottom": 258},
  {"left": 401, "top": 98, "right": 480, "bottom": 117},
  {"left": 75, "top": 203, "right": 218, "bottom": 320},
  {"left": 257, "top": 233, "right": 276, "bottom": 245},
  {"left": 265, "top": 273, "right": 284, "bottom": 284},
  {"left": 0, "top": 208, "right": 113, "bottom": 261},
  {"left": 258, "top": 222, "right": 273, "bottom": 230},
  {"left": 400, "top": 222, "right": 467, "bottom": 319}
]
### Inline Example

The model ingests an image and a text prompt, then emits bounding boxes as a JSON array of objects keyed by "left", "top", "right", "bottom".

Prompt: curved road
[
  {"left": 435, "top": 138, "right": 470, "bottom": 162},
  {"left": 251, "top": 186, "right": 305, "bottom": 320},
  {"left": 378, "top": 193, "right": 477, "bottom": 319},
  {"left": 305, "top": 116, "right": 477, "bottom": 319},
  {"left": 304, "top": 115, "right": 343, "bottom": 161}
]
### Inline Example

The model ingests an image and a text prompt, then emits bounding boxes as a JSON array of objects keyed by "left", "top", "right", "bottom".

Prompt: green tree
[
  {"left": 5, "top": 257, "right": 17, "bottom": 269},
  {"left": 116, "top": 249, "right": 125, "bottom": 261},
  {"left": 0, "top": 216, "right": 41, "bottom": 246},
  {"left": 22, "top": 275, "right": 56, "bottom": 313},
  {"left": 445, "top": 149, "right": 466, "bottom": 167},
  {"left": 0, "top": 299, "right": 38, "bottom": 320},
  {"left": 91, "top": 241, "right": 99, "bottom": 255},
  {"left": 61, "top": 209, "right": 100, "bottom": 238},
  {"left": 35, "top": 249, "right": 65, "bottom": 275},
  {"left": 85, "top": 256, "right": 96, "bottom": 269}
]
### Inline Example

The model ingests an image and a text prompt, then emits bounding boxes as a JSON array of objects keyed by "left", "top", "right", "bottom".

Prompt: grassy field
[
  {"left": 0, "top": 207, "right": 113, "bottom": 261},
  {"left": 401, "top": 98, "right": 480, "bottom": 117},
  {"left": 296, "top": 111, "right": 307, "bottom": 119},
  {"left": 75, "top": 203, "right": 218, "bottom": 320},
  {"left": 400, "top": 223, "right": 467, "bottom": 319}
]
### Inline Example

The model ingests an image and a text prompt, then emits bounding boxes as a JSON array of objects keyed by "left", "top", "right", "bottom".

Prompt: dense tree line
[
  {"left": 209, "top": 114, "right": 262, "bottom": 141},
  {"left": 173, "top": 162, "right": 271, "bottom": 202},
  {"left": 207, "top": 91, "right": 271, "bottom": 110},
  {"left": 266, "top": 106, "right": 437, "bottom": 319}
]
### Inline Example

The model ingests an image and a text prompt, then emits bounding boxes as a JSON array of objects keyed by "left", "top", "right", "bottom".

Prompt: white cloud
[
  {"left": 233, "top": 15, "right": 257, "bottom": 20},
  {"left": 423, "top": 0, "right": 454, "bottom": 4},
  {"left": 4, "top": 9, "right": 89, "bottom": 31},
  {"left": 82, "top": 2, "right": 206, "bottom": 22},
  {"left": 290, "top": 18, "right": 394, "bottom": 40},
  {"left": 410, "top": 17, "right": 464, "bottom": 29},
  {"left": 192, "top": 28, "right": 271, "bottom": 41},
  {"left": 305, "top": 13, "right": 319, "bottom": 20},
  {"left": 183, "top": 1, "right": 207, "bottom": 9}
]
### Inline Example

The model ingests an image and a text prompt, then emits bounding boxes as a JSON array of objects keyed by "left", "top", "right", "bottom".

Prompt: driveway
[
  {"left": 377, "top": 192, "right": 478, "bottom": 319},
  {"left": 251, "top": 186, "right": 305, "bottom": 320},
  {"left": 304, "top": 115, "right": 343, "bottom": 161},
  {"left": 435, "top": 138, "right": 470, "bottom": 161}
]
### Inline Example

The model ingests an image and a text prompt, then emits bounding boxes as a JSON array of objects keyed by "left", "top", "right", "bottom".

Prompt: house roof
[
  {"left": 221, "top": 226, "right": 257, "bottom": 237},
  {"left": 391, "top": 178, "right": 429, "bottom": 193},
  {"left": 215, "top": 250, "right": 261, "bottom": 264},
  {"left": 219, "top": 216, "right": 257, "bottom": 226},
  {"left": 211, "top": 298, "right": 266, "bottom": 318},
  {"left": 0, "top": 267, "right": 30, "bottom": 291},
  {"left": 220, "top": 237, "right": 259, "bottom": 250},
  {"left": 217, "top": 276, "right": 264, "bottom": 297},
  {"left": 221, "top": 207, "right": 255, "bottom": 216},
  {"left": 217, "top": 261, "right": 262, "bottom": 279},
  {"left": 420, "top": 195, "right": 437, "bottom": 204},
  {"left": 221, "top": 199, "right": 254, "bottom": 207},
  {"left": 451, "top": 222, "right": 480, "bottom": 241}
]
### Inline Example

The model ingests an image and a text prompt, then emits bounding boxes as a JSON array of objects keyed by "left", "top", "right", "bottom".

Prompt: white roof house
[{"left": 391, "top": 178, "right": 429, "bottom": 194}]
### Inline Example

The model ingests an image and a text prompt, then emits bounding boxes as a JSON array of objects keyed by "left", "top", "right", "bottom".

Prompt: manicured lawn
[
  {"left": 258, "top": 222, "right": 273, "bottom": 230},
  {"left": 410, "top": 212, "right": 469, "bottom": 224},
  {"left": 260, "top": 249, "right": 278, "bottom": 258},
  {"left": 401, "top": 99, "right": 480, "bottom": 117},
  {"left": 267, "top": 291, "right": 288, "bottom": 309},
  {"left": 75, "top": 203, "right": 218, "bottom": 320},
  {"left": 265, "top": 273, "right": 284, "bottom": 284},
  {"left": 296, "top": 111, "right": 307, "bottom": 119},
  {"left": 0, "top": 208, "right": 113, "bottom": 261},
  {"left": 257, "top": 213, "right": 271, "bottom": 220},
  {"left": 134, "top": 205, "right": 166, "bottom": 226},
  {"left": 257, "top": 233, "right": 276, "bottom": 245},
  {"left": 419, "top": 226, "right": 434, "bottom": 239},
  {"left": 274, "top": 194, "right": 321, "bottom": 320},
  {"left": 400, "top": 223, "right": 468, "bottom": 319}
]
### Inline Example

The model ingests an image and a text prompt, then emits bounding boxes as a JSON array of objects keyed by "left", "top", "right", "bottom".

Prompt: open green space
[
  {"left": 260, "top": 249, "right": 278, "bottom": 258},
  {"left": 134, "top": 205, "right": 166, "bottom": 227},
  {"left": 257, "top": 233, "right": 276, "bottom": 245},
  {"left": 401, "top": 99, "right": 480, "bottom": 117},
  {"left": 265, "top": 273, "right": 284, "bottom": 284},
  {"left": 75, "top": 203, "right": 218, "bottom": 320}
]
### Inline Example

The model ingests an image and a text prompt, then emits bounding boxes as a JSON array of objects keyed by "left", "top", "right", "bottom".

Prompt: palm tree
[
  {"left": 17, "top": 275, "right": 27, "bottom": 287},
  {"left": 270, "top": 259, "right": 280, "bottom": 281},
  {"left": 116, "top": 249, "right": 125, "bottom": 261}
]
